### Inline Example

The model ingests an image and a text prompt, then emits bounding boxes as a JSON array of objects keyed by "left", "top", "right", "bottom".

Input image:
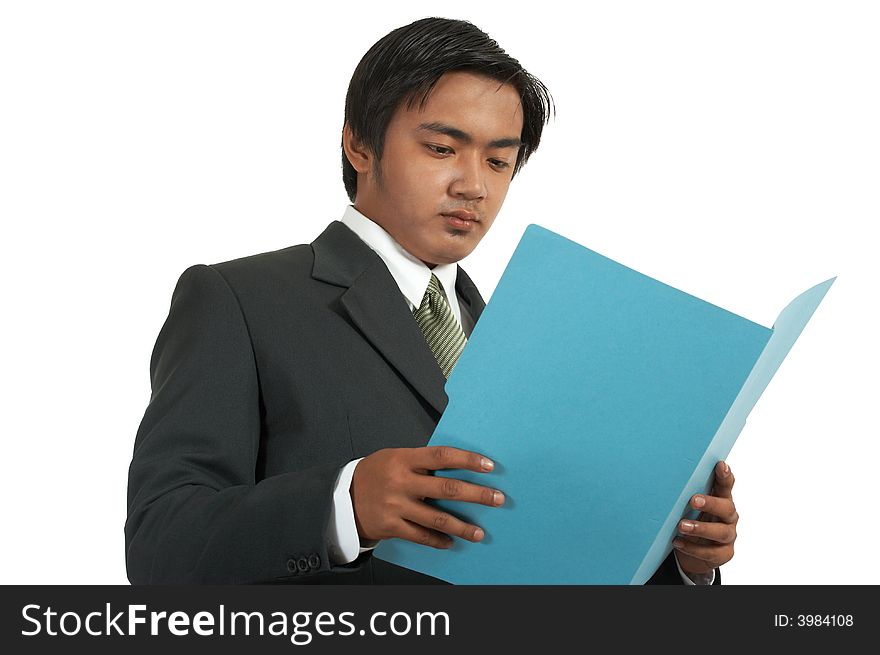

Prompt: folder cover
[{"left": 374, "top": 224, "right": 834, "bottom": 584}]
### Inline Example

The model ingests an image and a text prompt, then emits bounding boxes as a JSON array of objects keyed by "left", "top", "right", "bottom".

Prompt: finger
[
  {"left": 417, "top": 475, "right": 505, "bottom": 507},
  {"left": 712, "top": 460, "right": 735, "bottom": 499},
  {"left": 396, "top": 518, "right": 454, "bottom": 550},
  {"left": 415, "top": 445, "right": 495, "bottom": 473},
  {"left": 675, "top": 533, "right": 710, "bottom": 546},
  {"left": 405, "top": 501, "right": 486, "bottom": 543},
  {"left": 677, "top": 517, "right": 736, "bottom": 544},
  {"left": 672, "top": 538, "right": 732, "bottom": 567},
  {"left": 688, "top": 493, "right": 739, "bottom": 524}
]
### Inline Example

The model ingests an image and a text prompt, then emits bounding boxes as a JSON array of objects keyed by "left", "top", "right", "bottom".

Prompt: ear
[{"left": 342, "top": 122, "right": 373, "bottom": 175}]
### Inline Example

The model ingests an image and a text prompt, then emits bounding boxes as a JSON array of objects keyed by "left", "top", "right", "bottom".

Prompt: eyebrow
[{"left": 416, "top": 121, "right": 523, "bottom": 149}]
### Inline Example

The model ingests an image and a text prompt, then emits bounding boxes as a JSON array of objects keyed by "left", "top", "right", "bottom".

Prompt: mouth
[{"left": 441, "top": 211, "right": 479, "bottom": 231}]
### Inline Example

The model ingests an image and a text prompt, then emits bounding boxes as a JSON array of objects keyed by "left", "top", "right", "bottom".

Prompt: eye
[
  {"left": 426, "top": 144, "right": 453, "bottom": 155},
  {"left": 490, "top": 159, "right": 510, "bottom": 170}
]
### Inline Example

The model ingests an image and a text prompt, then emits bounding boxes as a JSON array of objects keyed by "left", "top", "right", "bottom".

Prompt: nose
[{"left": 448, "top": 152, "right": 487, "bottom": 201}]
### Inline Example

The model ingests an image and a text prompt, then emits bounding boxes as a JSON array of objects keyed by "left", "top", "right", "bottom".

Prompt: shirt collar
[{"left": 339, "top": 204, "right": 459, "bottom": 309}]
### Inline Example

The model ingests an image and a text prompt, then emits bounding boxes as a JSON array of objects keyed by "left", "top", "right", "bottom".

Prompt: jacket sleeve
[
  {"left": 125, "top": 264, "right": 351, "bottom": 584},
  {"left": 645, "top": 550, "right": 721, "bottom": 585}
]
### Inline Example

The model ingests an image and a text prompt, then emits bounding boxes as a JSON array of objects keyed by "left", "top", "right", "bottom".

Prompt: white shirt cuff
[
  {"left": 674, "top": 550, "right": 716, "bottom": 585},
  {"left": 327, "top": 457, "right": 380, "bottom": 565}
]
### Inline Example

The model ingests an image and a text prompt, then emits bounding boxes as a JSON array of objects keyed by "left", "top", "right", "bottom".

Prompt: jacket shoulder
[
  {"left": 189, "top": 243, "right": 316, "bottom": 292},
  {"left": 211, "top": 243, "right": 313, "bottom": 273}
]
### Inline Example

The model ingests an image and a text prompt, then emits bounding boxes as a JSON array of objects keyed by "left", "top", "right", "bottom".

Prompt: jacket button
[
  {"left": 297, "top": 556, "right": 309, "bottom": 573},
  {"left": 308, "top": 554, "right": 321, "bottom": 570},
  {"left": 286, "top": 559, "right": 297, "bottom": 574}
]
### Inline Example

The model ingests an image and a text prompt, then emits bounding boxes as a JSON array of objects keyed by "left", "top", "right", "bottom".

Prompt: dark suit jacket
[{"left": 126, "top": 220, "right": 719, "bottom": 585}]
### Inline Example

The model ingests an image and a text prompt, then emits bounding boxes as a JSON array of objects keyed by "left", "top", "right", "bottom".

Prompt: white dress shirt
[{"left": 324, "top": 204, "right": 714, "bottom": 585}]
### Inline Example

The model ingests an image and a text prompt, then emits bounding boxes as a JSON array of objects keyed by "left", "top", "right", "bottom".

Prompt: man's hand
[
  {"left": 673, "top": 460, "right": 739, "bottom": 576},
  {"left": 350, "top": 446, "right": 505, "bottom": 549}
]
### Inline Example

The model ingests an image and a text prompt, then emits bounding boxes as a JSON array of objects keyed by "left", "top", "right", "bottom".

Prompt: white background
[{"left": 1, "top": 1, "right": 877, "bottom": 584}]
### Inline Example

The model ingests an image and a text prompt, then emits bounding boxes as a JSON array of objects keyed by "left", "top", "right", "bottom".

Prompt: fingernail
[
  {"left": 493, "top": 490, "right": 505, "bottom": 505},
  {"left": 693, "top": 495, "right": 706, "bottom": 508},
  {"left": 673, "top": 539, "right": 684, "bottom": 548},
  {"left": 481, "top": 458, "right": 494, "bottom": 471},
  {"left": 723, "top": 462, "right": 731, "bottom": 477},
  {"left": 473, "top": 528, "right": 485, "bottom": 541},
  {"left": 681, "top": 521, "right": 696, "bottom": 532}
]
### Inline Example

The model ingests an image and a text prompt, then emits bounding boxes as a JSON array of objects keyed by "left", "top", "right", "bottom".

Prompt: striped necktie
[{"left": 412, "top": 273, "right": 467, "bottom": 379}]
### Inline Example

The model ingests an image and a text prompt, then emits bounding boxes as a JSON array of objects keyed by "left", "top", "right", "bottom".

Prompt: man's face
[{"left": 345, "top": 70, "right": 524, "bottom": 267}]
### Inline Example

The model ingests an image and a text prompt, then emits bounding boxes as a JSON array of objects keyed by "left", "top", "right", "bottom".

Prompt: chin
[
  {"left": 439, "top": 250, "right": 473, "bottom": 265},
  {"left": 420, "top": 237, "right": 478, "bottom": 265}
]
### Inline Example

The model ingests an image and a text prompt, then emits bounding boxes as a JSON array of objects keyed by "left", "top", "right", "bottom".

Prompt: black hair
[{"left": 342, "top": 17, "right": 555, "bottom": 202}]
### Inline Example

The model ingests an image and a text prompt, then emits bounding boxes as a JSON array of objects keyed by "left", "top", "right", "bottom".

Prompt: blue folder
[{"left": 374, "top": 224, "right": 835, "bottom": 584}]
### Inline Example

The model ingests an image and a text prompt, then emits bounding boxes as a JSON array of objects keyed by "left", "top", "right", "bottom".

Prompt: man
[{"left": 126, "top": 17, "right": 738, "bottom": 585}]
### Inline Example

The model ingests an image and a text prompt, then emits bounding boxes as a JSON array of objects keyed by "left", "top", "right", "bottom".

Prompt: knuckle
[
  {"left": 723, "top": 545, "right": 734, "bottom": 562},
  {"left": 378, "top": 512, "right": 395, "bottom": 534},
  {"left": 417, "top": 530, "right": 432, "bottom": 547},
  {"left": 700, "top": 548, "right": 718, "bottom": 566},
  {"left": 388, "top": 467, "right": 407, "bottom": 491},
  {"left": 384, "top": 448, "right": 402, "bottom": 467},
  {"left": 441, "top": 477, "right": 461, "bottom": 498},
  {"left": 433, "top": 512, "right": 450, "bottom": 530},
  {"left": 390, "top": 495, "right": 408, "bottom": 515},
  {"left": 433, "top": 446, "right": 451, "bottom": 465}
]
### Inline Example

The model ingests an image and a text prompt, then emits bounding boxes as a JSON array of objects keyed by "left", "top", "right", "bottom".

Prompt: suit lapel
[
  {"left": 312, "top": 221, "right": 486, "bottom": 416},
  {"left": 455, "top": 263, "right": 486, "bottom": 325},
  {"left": 341, "top": 263, "right": 450, "bottom": 415}
]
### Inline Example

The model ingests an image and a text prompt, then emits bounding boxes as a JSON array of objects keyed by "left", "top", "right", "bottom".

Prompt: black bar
[{"left": 2, "top": 585, "right": 873, "bottom": 652}]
